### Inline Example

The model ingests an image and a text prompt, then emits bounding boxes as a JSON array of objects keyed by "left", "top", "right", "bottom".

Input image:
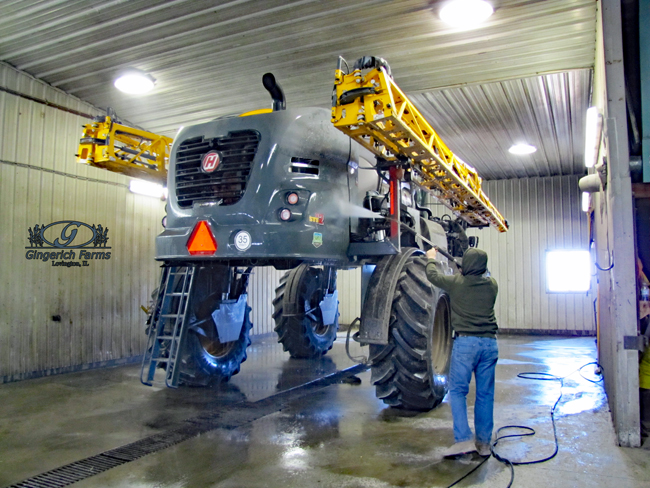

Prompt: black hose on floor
[{"left": 445, "top": 361, "right": 604, "bottom": 488}]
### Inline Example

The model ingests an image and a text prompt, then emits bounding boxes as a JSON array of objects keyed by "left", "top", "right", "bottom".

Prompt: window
[{"left": 546, "top": 250, "right": 591, "bottom": 293}]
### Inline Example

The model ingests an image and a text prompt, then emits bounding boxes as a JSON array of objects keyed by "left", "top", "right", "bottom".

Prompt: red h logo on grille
[{"left": 201, "top": 151, "right": 221, "bottom": 173}]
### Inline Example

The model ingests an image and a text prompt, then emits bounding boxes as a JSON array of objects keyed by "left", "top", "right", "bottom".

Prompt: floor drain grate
[
  {"left": 103, "top": 428, "right": 199, "bottom": 462},
  {"left": 9, "top": 454, "right": 125, "bottom": 488},
  {"left": 7, "top": 429, "right": 200, "bottom": 488},
  {"left": 5, "top": 363, "right": 367, "bottom": 488}
]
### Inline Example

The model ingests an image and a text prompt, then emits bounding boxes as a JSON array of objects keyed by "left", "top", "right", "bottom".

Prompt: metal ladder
[{"left": 140, "top": 266, "right": 196, "bottom": 388}]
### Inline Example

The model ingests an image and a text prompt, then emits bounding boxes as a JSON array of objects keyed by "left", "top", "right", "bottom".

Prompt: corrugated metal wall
[
  {"left": 460, "top": 176, "right": 594, "bottom": 332},
  {"left": 0, "top": 62, "right": 292, "bottom": 380},
  {"left": 336, "top": 175, "right": 595, "bottom": 332},
  {"left": 337, "top": 268, "right": 362, "bottom": 326},
  {"left": 0, "top": 63, "right": 165, "bottom": 381}
]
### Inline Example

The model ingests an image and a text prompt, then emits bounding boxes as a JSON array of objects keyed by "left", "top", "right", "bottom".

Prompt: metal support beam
[
  {"left": 600, "top": 0, "right": 641, "bottom": 447},
  {"left": 388, "top": 166, "right": 401, "bottom": 252}
]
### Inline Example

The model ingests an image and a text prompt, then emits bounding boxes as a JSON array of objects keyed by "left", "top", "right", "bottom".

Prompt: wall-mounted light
[
  {"left": 440, "top": 0, "right": 494, "bottom": 29},
  {"left": 584, "top": 106, "right": 603, "bottom": 168},
  {"left": 508, "top": 143, "right": 537, "bottom": 155},
  {"left": 114, "top": 68, "right": 156, "bottom": 95},
  {"left": 581, "top": 191, "right": 590, "bottom": 212},
  {"left": 129, "top": 179, "right": 167, "bottom": 199}
]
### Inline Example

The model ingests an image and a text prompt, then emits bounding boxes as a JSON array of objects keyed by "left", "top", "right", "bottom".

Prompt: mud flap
[
  {"left": 319, "top": 290, "right": 339, "bottom": 325},
  {"left": 212, "top": 294, "right": 248, "bottom": 343}
]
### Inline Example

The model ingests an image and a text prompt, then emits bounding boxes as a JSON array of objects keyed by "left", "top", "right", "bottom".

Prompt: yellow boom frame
[
  {"left": 331, "top": 65, "right": 508, "bottom": 232},
  {"left": 77, "top": 116, "right": 173, "bottom": 185}
]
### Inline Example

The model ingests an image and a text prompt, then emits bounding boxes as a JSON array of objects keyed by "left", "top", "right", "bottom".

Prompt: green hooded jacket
[{"left": 425, "top": 248, "right": 498, "bottom": 337}]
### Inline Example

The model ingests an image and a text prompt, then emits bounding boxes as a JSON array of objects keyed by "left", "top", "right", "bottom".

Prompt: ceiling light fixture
[
  {"left": 440, "top": 0, "right": 494, "bottom": 29},
  {"left": 114, "top": 68, "right": 156, "bottom": 95},
  {"left": 508, "top": 143, "right": 537, "bottom": 155}
]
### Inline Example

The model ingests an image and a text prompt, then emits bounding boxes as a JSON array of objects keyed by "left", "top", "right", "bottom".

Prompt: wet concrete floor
[{"left": 1, "top": 334, "right": 649, "bottom": 487}]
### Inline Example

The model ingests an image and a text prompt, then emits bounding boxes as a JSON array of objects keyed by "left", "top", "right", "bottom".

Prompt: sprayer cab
[{"left": 156, "top": 104, "right": 360, "bottom": 267}]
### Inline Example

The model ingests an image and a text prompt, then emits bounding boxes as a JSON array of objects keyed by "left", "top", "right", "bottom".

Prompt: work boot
[
  {"left": 475, "top": 441, "right": 491, "bottom": 457},
  {"left": 443, "top": 439, "right": 477, "bottom": 459}
]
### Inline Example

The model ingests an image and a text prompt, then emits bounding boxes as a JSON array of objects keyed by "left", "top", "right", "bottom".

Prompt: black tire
[
  {"left": 369, "top": 255, "right": 453, "bottom": 411},
  {"left": 160, "top": 265, "right": 252, "bottom": 386},
  {"left": 179, "top": 304, "right": 252, "bottom": 386},
  {"left": 273, "top": 265, "right": 338, "bottom": 359}
]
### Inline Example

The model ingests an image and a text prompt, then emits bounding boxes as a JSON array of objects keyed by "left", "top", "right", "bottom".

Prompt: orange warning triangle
[{"left": 187, "top": 221, "right": 217, "bottom": 255}]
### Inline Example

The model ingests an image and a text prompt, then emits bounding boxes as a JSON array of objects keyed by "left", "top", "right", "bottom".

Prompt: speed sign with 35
[{"left": 234, "top": 230, "right": 252, "bottom": 251}]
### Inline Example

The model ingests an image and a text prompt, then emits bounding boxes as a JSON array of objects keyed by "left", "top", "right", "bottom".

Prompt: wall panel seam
[{"left": 0, "top": 158, "right": 128, "bottom": 188}]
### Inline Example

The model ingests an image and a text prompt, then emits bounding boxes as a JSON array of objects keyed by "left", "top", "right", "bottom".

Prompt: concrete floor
[{"left": 1, "top": 334, "right": 649, "bottom": 488}]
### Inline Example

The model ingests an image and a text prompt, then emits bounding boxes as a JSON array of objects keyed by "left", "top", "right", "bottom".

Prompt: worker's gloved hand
[{"left": 426, "top": 248, "right": 437, "bottom": 260}]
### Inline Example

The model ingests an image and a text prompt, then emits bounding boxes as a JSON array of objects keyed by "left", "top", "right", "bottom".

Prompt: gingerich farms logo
[{"left": 26, "top": 221, "right": 111, "bottom": 267}]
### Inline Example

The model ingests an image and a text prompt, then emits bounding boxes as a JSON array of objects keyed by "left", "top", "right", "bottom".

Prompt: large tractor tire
[
  {"left": 369, "top": 255, "right": 453, "bottom": 411},
  {"left": 179, "top": 305, "right": 252, "bottom": 386},
  {"left": 152, "top": 265, "right": 253, "bottom": 386},
  {"left": 273, "top": 264, "right": 338, "bottom": 358}
]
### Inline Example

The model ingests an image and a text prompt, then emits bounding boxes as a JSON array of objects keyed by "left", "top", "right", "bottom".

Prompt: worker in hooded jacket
[{"left": 425, "top": 247, "right": 498, "bottom": 458}]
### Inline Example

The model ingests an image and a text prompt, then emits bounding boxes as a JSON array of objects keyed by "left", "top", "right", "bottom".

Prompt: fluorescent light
[
  {"left": 508, "top": 143, "right": 537, "bottom": 155},
  {"left": 129, "top": 179, "right": 167, "bottom": 199},
  {"left": 440, "top": 0, "right": 494, "bottom": 29},
  {"left": 546, "top": 250, "right": 591, "bottom": 293},
  {"left": 581, "top": 192, "right": 590, "bottom": 212},
  {"left": 114, "top": 69, "right": 156, "bottom": 94},
  {"left": 584, "top": 106, "right": 602, "bottom": 168}
]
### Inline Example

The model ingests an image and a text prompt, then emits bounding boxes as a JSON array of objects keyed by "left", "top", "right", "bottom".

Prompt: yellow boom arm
[
  {"left": 77, "top": 116, "right": 173, "bottom": 185},
  {"left": 331, "top": 60, "right": 508, "bottom": 232}
]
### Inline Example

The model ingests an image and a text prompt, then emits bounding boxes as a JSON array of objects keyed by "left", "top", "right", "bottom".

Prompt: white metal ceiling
[
  {"left": 0, "top": 0, "right": 597, "bottom": 179},
  {"left": 412, "top": 69, "right": 593, "bottom": 180}
]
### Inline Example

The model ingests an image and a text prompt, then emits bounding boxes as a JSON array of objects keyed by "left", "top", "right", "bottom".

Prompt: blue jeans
[{"left": 449, "top": 335, "right": 498, "bottom": 444}]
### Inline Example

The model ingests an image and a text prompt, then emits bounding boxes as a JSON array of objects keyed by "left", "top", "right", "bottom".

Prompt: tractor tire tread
[{"left": 370, "top": 255, "right": 450, "bottom": 411}]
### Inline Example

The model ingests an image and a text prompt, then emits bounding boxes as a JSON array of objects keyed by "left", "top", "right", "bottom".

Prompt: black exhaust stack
[{"left": 262, "top": 73, "right": 286, "bottom": 111}]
